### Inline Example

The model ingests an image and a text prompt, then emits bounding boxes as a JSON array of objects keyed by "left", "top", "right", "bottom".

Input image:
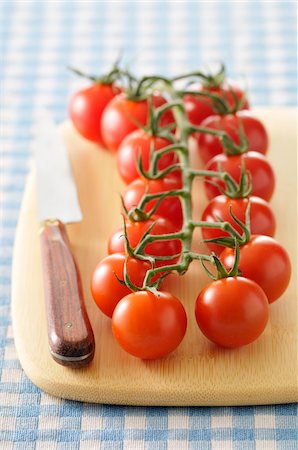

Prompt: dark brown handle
[{"left": 40, "top": 220, "right": 95, "bottom": 368}]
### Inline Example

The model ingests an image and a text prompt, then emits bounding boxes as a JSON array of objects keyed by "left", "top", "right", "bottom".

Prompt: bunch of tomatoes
[{"left": 69, "top": 63, "right": 291, "bottom": 360}]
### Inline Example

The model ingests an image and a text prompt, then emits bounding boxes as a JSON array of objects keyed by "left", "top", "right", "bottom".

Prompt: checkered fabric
[{"left": 1, "top": 1, "right": 297, "bottom": 449}]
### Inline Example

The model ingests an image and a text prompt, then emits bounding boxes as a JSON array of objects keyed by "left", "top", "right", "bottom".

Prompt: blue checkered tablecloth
[{"left": 1, "top": 1, "right": 297, "bottom": 449}]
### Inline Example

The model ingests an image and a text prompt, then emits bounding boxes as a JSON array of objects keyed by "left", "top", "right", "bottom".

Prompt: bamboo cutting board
[{"left": 11, "top": 108, "right": 297, "bottom": 406}]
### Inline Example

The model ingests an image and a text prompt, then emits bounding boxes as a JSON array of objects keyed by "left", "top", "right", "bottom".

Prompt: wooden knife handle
[{"left": 39, "top": 220, "right": 95, "bottom": 368}]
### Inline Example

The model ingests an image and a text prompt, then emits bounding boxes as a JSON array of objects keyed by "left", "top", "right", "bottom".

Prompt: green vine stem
[
  {"left": 189, "top": 123, "right": 249, "bottom": 155},
  {"left": 118, "top": 74, "right": 249, "bottom": 288},
  {"left": 141, "top": 238, "right": 241, "bottom": 288},
  {"left": 176, "top": 88, "right": 247, "bottom": 115},
  {"left": 69, "top": 64, "right": 249, "bottom": 286},
  {"left": 152, "top": 99, "right": 249, "bottom": 156},
  {"left": 68, "top": 63, "right": 123, "bottom": 85},
  {"left": 177, "top": 89, "right": 229, "bottom": 114},
  {"left": 170, "top": 63, "right": 226, "bottom": 87}
]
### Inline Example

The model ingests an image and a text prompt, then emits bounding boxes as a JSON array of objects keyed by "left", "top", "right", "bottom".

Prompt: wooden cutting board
[{"left": 11, "top": 108, "right": 297, "bottom": 406}]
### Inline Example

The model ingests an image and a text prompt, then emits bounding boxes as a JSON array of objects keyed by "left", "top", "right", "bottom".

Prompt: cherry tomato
[
  {"left": 201, "top": 195, "right": 276, "bottom": 254},
  {"left": 101, "top": 92, "right": 175, "bottom": 151},
  {"left": 112, "top": 290, "right": 187, "bottom": 359},
  {"left": 90, "top": 253, "right": 151, "bottom": 318},
  {"left": 184, "top": 79, "right": 249, "bottom": 127},
  {"left": 69, "top": 83, "right": 121, "bottom": 145},
  {"left": 108, "top": 215, "right": 182, "bottom": 268},
  {"left": 196, "top": 111, "right": 268, "bottom": 165},
  {"left": 123, "top": 175, "right": 183, "bottom": 231},
  {"left": 195, "top": 277, "right": 269, "bottom": 348},
  {"left": 117, "top": 130, "right": 176, "bottom": 184},
  {"left": 220, "top": 236, "right": 291, "bottom": 303},
  {"left": 204, "top": 151, "right": 275, "bottom": 201}
]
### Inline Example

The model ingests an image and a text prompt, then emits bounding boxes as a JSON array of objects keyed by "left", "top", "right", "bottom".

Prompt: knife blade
[{"left": 33, "top": 111, "right": 95, "bottom": 368}]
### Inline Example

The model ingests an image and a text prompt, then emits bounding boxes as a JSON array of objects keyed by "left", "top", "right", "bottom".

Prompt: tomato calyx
[
  {"left": 132, "top": 75, "right": 172, "bottom": 99},
  {"left": 132, "top": 100, "right": 177, "bottom": 140},
  {"left": 136, "top": 141, "right": 186, "bottom": 181},
  {"left": 190, "top": 120, "right": 249, "bottom": 155},
  {"left": 120, "top": 74, "right": 172, "bottom": 102},
  {"left": 177, "top": 86, "right": 247, "bottom": 116},
  {"left": 201, "top": 203, "right": 252, "bottom": 249},
  {"left": 68, "top": 63, "right": 123, "bottom": 86},
  {"left": 127, "top": 207, "right": 149, "bottom": 222},
  {"left": 188, "top": 164, "right": 252, "bottom": 199},
  {"left": 202, "top": 240, "right": 241, "bottom": 281},
  {"left": 178, "top": 89, "right": 229, "bottom": 115},
  {"left": 123, "top": 184, "right": 185, "bottom": 223},
  {"left": 171, "top": 63, "right": 226, "bottom": 88},
  {"left": 119, "top": 218, "right": 181, "bottom": 292},
  {"left": 118, "top": 219, "right": 156, "bottom": 291},
  {"left": 205, "top": 160, "right": 253, "bottom": 199},
  {"left": 200, "top": 63, "right": 226, "bottom": 89}
]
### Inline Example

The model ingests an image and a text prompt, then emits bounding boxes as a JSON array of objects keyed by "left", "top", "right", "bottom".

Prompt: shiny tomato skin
[
  {"left": 101, "top": 92, "right": 175, "bottom": 151},
  {"left": 195, "top": 277, "right": 269, "bottom": 348},
  {"left": 201, "top": 195, "right": 276, "bottom": 254},
  {"left": 196, "top": 110, "right": 268, "bottom": 165},
  {"left": 117, "top": 130, "right": 175, "bottom": 184},
  {"left": 108, "top": 216, "right": 182, "bottom": 268},
  {"left": 184, "top": 79, "right": 249, "bottom": 127},
  {"left": 123, "top": 175, "right": 183, "bottom": 231},
  {"left": 69, "top": 83, "right": 121, "bottom": 145},
  {"left": 204, "top": 151, "right": 275, "bottom": 201},
  {"left": 112, "top": 290, "right": 187, "bottom": 359},
  {"left": 220, "top": 236, "right": 291, "bottom": 303},
  {"left": 90, "top": 253, "right": 150, "bottom": 318}
]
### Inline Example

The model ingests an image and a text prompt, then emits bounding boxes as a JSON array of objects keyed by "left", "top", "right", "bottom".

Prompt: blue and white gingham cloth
[{"left": 1, "top": 1, "right": 297, "bottom": 448}]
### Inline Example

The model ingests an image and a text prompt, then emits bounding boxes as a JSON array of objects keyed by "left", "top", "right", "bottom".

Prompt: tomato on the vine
[
  {"left": 201, "top": 195, "right": 276, "bottom": 254},
  {"left": 108, "top": 215, "right": 182, "bottom": 267},
  {"left": 101, "top": 92, "right": 175, "bottom": 151},
  {"left": 90, "top": 253, "right": 151, "bottom": 318},
  {"left": 123, "top": 174, "right": 183, "bottom": 231},
  {"left": 69, "top": 83, "right": 121, "bottom": 145},
  {"left": 204, "top": 151, "right": 275, "bottom": 201},
  {"left": 220, "top": 235, "right": 291, "bottom": 303},
  {"left": 184, "top": 79, "right": 249, "bottom": 127},
  {"left": 195, "top": 276, "right": 269, "bottom": 348},
  {"left": 112, "top": 290, "right": 187, "bottom": 359},
  {"left": 196, "top": 111, "right": 268, "bottom": 165},
  {"left": 117, "top": 130, "right": 176, "bottom": 184}
]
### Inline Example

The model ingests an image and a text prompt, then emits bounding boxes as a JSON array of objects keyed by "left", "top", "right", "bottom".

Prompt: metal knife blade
[
  {"left": 33, "top": 111, "right": 95, "bottom": 368},
  {"left": 34, "top": 111, "right": 82, "bottom": 223}
]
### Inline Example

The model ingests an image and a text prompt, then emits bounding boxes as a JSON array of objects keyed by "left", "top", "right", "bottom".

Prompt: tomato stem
[
  {"left": 171, "top": 63, "right": 226, "bottom": 87},
  {"left": 189, "top": 124, "right": 249, "bottom": 154},
  {"left": 118, "top": 72, "right": 246, "bottom": 286},
  {"left": 143, "top": 252, "right": 215, "bottom": 287},
  {"left": 177, "top": 89, "right": 229, "bottom": 115}
]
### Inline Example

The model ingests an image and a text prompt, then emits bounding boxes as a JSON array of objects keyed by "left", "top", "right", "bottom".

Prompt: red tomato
[
  {"left": 112, "top": 290, "right": 187, "bottom": 359},
  {"left": 108, "top": 215, "right": 182, "bottom": 268},
  {"left": 204, "top": 151, "right": 275, "bottom": 201},
  {"left": 69, "top": 83, "right": 121, "bottom": 145},
  {"left": 220, "top": 236, "right": 291, "bottom": 303},
  {"left": 196, "top": 111, "right": 268, "bottom": 165},
  {"left": 201, "top": 195, "right": 276, "bottom": 254},
  {"left": 101, "top": 92, "right": 175, "bottom": 151},
  {"left": 195, "top": 277, "right": 269, "bottom": 348},
  {"left": 90, "top": 253, "right": 151, "bottom": 318},
  {"left": 123, "top": 175, "right": 183, "bottom": 231},
  {"left": 184, "top": 79, "right": 249, "bottom": 127},
  {"left": 117, "top": 130, "right": 176, "bottom": 184}
]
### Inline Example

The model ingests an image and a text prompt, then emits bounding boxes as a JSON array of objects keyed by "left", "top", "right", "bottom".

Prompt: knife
[{"left": 33, "top": 111, "right": 95, "bottom": 368}]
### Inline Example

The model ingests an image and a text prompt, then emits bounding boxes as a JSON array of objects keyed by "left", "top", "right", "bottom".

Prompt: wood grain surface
[
  {"left": 11, "top": 108, "right": 297, "bottom": 406},
  {"left": 40, "top": 220, "right": 95, "bottom": 367}
]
